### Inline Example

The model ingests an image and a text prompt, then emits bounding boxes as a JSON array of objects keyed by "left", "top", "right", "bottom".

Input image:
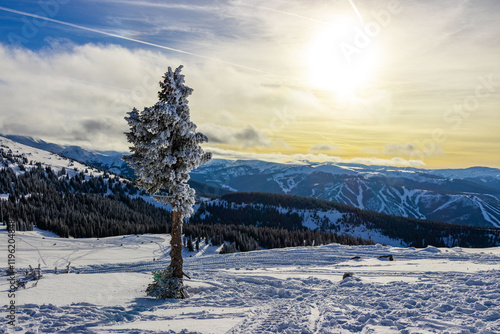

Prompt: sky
[{"left": 0, "top": 0, "right": 499, "bottom": 169}]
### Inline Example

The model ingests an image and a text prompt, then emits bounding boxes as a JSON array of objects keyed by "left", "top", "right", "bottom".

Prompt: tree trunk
[{"left": 170, "top": 209, "right": 183, "bottom": 280}]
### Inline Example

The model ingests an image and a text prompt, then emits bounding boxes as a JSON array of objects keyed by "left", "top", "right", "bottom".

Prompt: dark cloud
[
  {"left": 201, "top": 124, "right": 270, "bottom": 148},
  {"left": 234, "top": 125, "right": 271, "bottom": 148},
  {"left": 309, "top": 143, "right": 338, "bottom": 153},
  {"left": 383, "top": 143, "right": 418, "bottom": 156},
  {"left": 81, "top": 120, "right": 113, "bottom": 134}
]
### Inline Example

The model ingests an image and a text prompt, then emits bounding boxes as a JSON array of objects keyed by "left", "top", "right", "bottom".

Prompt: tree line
[
  {"left": 0, "top": 166, "right": 170, "bottom": 237},
  {"left": 184, "top": 223, "right": 373, "bottom": 253}
]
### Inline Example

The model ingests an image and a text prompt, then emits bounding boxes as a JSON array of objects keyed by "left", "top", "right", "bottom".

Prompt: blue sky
[
  {"left": 0, "top": 1, "right": 232, "bottom": 51},
  {"left": 0, "top": 0, "right": 499, "bottom": 168}
]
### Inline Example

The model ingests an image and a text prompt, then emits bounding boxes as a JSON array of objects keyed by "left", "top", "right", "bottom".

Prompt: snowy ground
[{"left": 1, "top": 226, "right": 499, "bottom": 333}]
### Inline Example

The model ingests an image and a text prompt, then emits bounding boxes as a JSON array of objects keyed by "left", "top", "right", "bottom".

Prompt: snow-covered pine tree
[{"left": 123, "top": 66, "right": 211, "bottom": 299}]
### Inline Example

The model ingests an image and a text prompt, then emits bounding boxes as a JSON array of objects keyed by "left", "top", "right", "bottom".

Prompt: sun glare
[{"left": 306, "top": 19, "right": 380, "bottom": 96}]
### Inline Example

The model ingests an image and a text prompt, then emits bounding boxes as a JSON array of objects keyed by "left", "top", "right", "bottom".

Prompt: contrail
[
  {"left": 0, "top": 6, "right": 274, "bottom": 76},
  {"left": 347, "top": 0, "right": 364, "bottom": 24}
]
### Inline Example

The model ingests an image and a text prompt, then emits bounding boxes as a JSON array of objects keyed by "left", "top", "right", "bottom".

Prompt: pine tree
[
  {"left": 187, "top": 236, "right": 194, "bottom": 252},
  {"left": 124, "top": 66, "right": 211, "bottom": 299}
]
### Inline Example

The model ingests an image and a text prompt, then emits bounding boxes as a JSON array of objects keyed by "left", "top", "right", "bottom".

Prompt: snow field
[{"left": 1, "top": 226, "right": 499, "bottom": 333}]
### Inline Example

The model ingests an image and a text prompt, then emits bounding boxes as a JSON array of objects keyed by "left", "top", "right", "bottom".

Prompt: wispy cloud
[
  {"left": 309, "top": 144, "right": 339, "bottom": 153},
  {"left": 206, "top": 147, "right": 426, "bottom": 167},
  {"left": 94, "top": 0, "right": 219, "bottom": 12}
]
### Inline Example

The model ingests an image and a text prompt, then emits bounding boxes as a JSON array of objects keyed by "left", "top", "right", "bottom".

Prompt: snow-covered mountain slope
[
  {"left": 1, "top": 135, "right": 230, "bottom": 198},
  {"left": 1, "top": 134, "right": 134, "bottom": 177},
  {"left": 191, "top": 159, "right": 500, "bottom": 228},
  {"left": 1, "top": 225, "right": 499, "bottom": 333},
  {"left": 0, "top": 136, "right": 112, "bottom": 178},
  {"left": 0, "top": 135, "right": 180, "bottom": 236}
]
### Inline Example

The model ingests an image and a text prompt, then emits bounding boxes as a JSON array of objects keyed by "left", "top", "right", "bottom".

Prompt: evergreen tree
[
  {"left": 124, "top": 66, "right": 211, "bottom": 299},
  {"left": 187, "top": 236, "right": 194, "bottom": 252}
]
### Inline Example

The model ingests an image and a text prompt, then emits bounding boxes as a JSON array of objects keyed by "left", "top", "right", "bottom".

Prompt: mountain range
[
  {"left": 4, "top": 134, "right": 500, "bottom": 228},
  {"left": 1, "top": 135, "right": 499, "bottom": 248},
  {"left": 191, "top": 161, "right": 500, "bottom": 228}
]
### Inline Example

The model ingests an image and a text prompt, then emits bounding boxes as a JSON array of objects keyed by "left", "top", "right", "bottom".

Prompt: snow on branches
[{"left": 124, "top": 66, "right": 211, "bottom": 218}]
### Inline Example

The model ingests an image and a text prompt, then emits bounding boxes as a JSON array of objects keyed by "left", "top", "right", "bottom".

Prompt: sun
[{"left": 306, "top": 19, "right": 380, "bottom": 96}]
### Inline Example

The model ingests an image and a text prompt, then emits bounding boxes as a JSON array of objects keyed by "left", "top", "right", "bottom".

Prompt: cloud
[
  {"left": 309, "top": 143, "right": 338, "bottom": 153},
  {"left": 205, "top": 146, "right": 426, "bottom": 167},
  {"left": 383, "top": 143, "right": 418, "bottom": 156},
  {"left": 0, "top": 43, "right": 168, "bottom": 150},
  {"left": 0, "top": 42, "right": 282, "bottom": 149},
  {"left": 383, "top": 142, "right": 444, "bottom": 158},
  {"left": 234, "top": 125, "right": 271, "bottom": 148},
  {"left": 201, "top": 124, "right": 271, "bottom": 148},
  {"left": 0, "top": 42, "right": 306, "bottom": 152}
]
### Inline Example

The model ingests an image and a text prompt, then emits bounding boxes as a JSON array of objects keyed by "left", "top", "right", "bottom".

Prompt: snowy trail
[
  {"left": 474, "top": 197, "right": 500, "bottom": 228},
  {"left": 1, "top": 227, "right": 500, "bottom": 333}
]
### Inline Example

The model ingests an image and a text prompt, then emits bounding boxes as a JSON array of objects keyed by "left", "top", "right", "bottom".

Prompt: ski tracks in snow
[{"left": 210, "top": 263, "right": 500, "bottom": 333}]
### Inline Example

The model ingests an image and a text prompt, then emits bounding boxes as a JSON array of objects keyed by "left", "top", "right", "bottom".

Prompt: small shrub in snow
[
  {"left": 343, "top": 272, "right": 354, "bottom": 280},
  {"left": 6, "top": 266, "right": 17, "bottom": 276},
  {"left": 25, "top": 265, "right": 42, "bottom": 280},
  {"left": 146, "top": 266, "right": 189, "bottom": 300},
  {"left": 219, "top": 242, "right": 237, "bottom": 254},
  {"left": 15, "top": 279, "right": 26, "bottom": 290}
]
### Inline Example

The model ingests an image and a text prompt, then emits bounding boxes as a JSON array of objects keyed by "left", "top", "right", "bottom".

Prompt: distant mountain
[
  {"left": 431, "top": 167, "right": 500, "bottom": 192},
  {"left": 190, "top": 160, "right": 500, "bottom": 228},
  {"left": 1, "top": 134, "right": 134, "bottom": 177}
]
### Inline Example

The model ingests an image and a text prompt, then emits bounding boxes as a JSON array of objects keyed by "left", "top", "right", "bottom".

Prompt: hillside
[
  {"left": 0, "top": 136, "right": 173, "bottom": 237},
  {"left": 191, "top": 192, "right": 500, "bottom": 248},
  {"left": 1, "top": 134, "right": 134, "bottom": 177},
  {"left": 1, "top": 135, "right": 231, "bottom": 198}
]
